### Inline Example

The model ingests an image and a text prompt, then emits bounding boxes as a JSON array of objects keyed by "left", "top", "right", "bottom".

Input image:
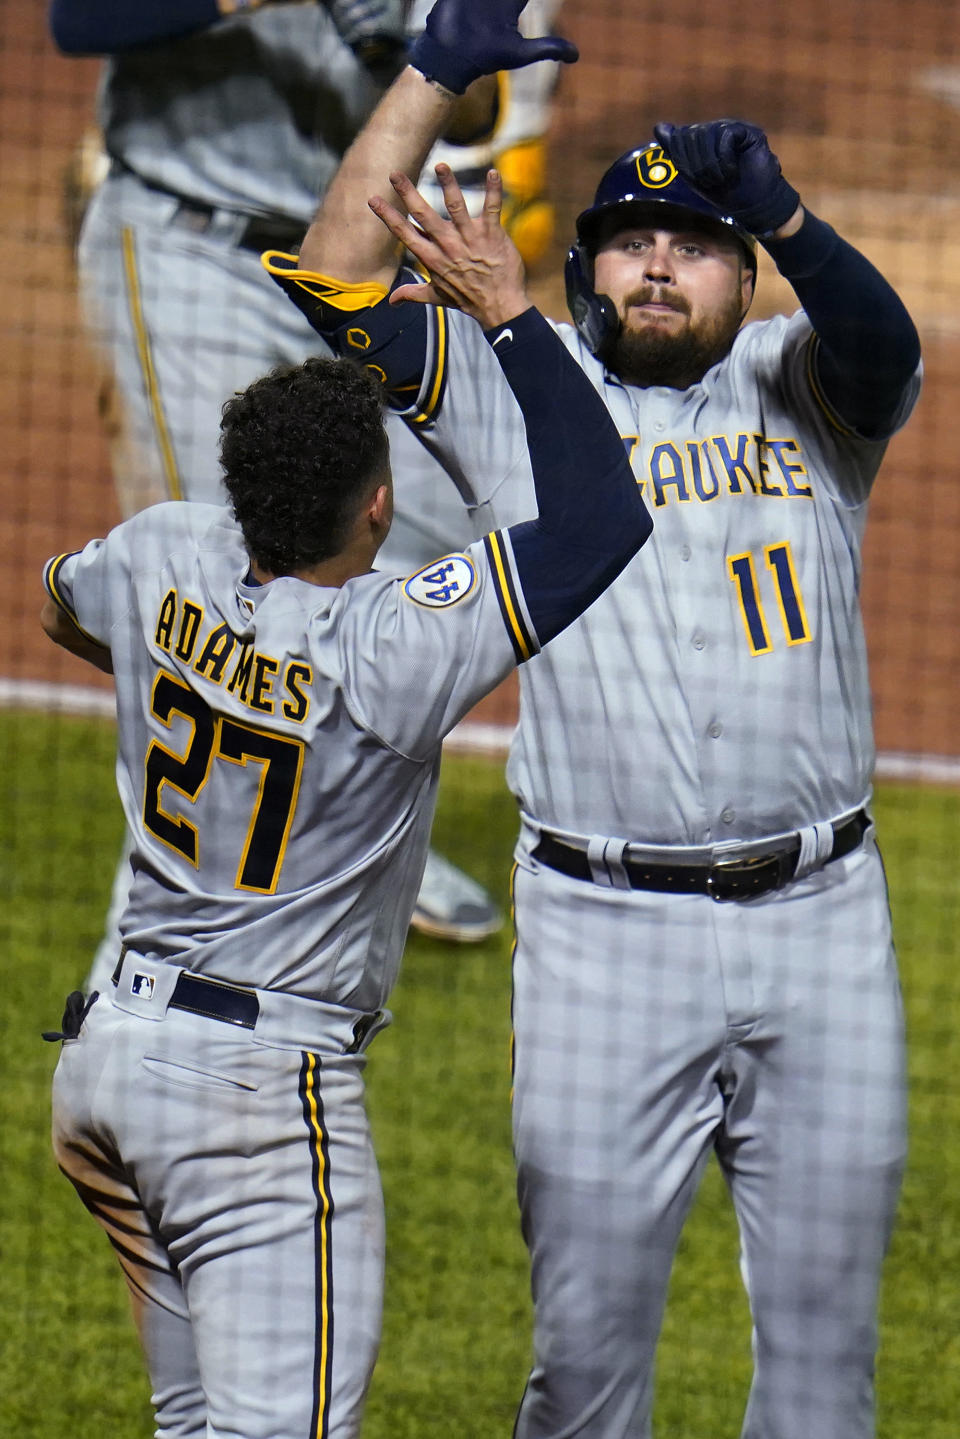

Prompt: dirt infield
[{"left": 2, "top": 0, "right": 957, "bottom": 752}]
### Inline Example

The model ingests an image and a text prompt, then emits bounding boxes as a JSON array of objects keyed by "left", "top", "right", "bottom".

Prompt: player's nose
[{"left": 643, "top": 236, "right": 677, "bottom": 282}]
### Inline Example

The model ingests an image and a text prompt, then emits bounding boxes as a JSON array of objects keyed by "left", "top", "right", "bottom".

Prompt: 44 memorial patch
[{"left": 403, "top": 555, "right": 477, "bottom": 608}]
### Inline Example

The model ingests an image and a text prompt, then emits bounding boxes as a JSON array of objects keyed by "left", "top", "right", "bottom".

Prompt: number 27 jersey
[{"left": 44, "top": 502, "right": 534, "bottom": 1008}]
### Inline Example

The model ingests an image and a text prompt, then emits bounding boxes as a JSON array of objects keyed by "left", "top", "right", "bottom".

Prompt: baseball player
[
  {"left": 49, "top": 0, "right": 566, "bottom": 958},
  {"left": 263, "top": 2, "right": 923, "bottom": 1435},
  {"left": 41, "top": 163, "right": 651, "bottom": 1439}
]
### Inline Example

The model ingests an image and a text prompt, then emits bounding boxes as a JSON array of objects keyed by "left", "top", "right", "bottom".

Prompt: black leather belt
[
  {"left": 112, "top": 957, "right": 259, "bottom": 1028},
  {"left": 113, "top": 162, "right": 307, "bottom": 253},
  {"left": 532, "top": 810, "right": 870, "bottom": 903},
  {"left": 171, "top": 197, "right": 305, "bottom": 254}
]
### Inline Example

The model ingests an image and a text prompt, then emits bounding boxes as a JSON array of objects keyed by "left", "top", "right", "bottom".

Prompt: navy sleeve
[
  {"left": 487, "top": 309, "right": 653, "bottom": 647},
  {"left": 762, "top": 210, "right": 921, "bottom": 438},
  {"left": 264, "top": 256, "right": 433, "bottom": 410},
  {"left": 50, "top": 0, "right": 221, "bottom": 55}
]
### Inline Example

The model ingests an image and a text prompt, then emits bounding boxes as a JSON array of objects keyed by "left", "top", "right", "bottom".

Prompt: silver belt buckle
[{"left": 705, "top": 852, "right": 784, "bottom": 903}]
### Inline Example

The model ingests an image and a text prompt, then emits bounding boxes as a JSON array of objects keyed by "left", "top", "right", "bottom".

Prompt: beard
[{"left": 606, "top": 286, "right": 745, "bottom": 389}]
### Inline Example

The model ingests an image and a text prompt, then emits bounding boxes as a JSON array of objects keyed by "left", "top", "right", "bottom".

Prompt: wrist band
[{"left": 407, "top": 32, "right": 481, "bottom": 96}]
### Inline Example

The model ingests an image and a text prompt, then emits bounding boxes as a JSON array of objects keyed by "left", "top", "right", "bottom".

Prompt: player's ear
[
  {"left": 740, "top": 264, "right": 755, "bottom": 319},
  {"left": 367, "top": 479, "right": 393, "bottom": 538}
]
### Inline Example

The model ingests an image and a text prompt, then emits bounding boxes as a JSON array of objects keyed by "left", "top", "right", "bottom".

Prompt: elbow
[
  {"left": 588, "top": 501, "right": 654, "bottom": 600},
  {"left": 49, "top": 3, "right": 94, "bottom": 55},
  {"left": 40, "top": 598, "right": 62, "bottom": 642},
  {"left": 586, "top": 467, "right": 653, "bottom": 564},
  {"left": 905, "top": 327, "right": 922, "bottom": 378},
  {"left": 889, "top": 310, "right": 922, "bottom": 380},
  {"left": 600, "top": 494, "right": 653, "bottom": 572}
]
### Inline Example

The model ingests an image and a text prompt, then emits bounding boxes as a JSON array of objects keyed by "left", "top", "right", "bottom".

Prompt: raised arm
[
  {"left": 298, "top": 0, "right": 577, "bottom": 285},
  {"left": 372, "top": 166, "right": 652, "bottom": 643},
  {"left": 654, "top": 120, "right": 921, "bottom": 437},
  {"left": 299, "top": 69, "right": 460, "bottom": 289}
]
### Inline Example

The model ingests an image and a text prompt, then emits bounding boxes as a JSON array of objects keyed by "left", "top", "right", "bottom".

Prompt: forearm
[
  {"left": 492, "top": 310, "right": 653, "bottom": 645},
  {"left": 49, "top": 0, "right": 421, "bottom": 65},
  {"left": 763, "top": 210, "right": 921, "bottom": 433},
  {"left": 441, "top": 73, "right": 498, "bottom": 144},
  {"left": 49, "top": 0, "right": 225, "bottom": 55},
  {"left": 299, "top": 66, "right": 458, "bottom": 283},
  {"left": 41, "top": 600, "right": 114, "bottom": 674}
]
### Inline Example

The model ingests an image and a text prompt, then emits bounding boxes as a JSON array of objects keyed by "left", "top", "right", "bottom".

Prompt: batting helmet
[{"left": 564, "top": 142, "right": 758, "bottom": 360}]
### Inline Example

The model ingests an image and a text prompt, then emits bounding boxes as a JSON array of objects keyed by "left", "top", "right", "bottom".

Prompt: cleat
[{"left": 411, "top": 849, "right": 503, "bottom": 943}]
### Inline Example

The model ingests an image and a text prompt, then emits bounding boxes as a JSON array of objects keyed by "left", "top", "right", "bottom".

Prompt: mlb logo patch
[
  {"left": 132, "top": 972, "right": 156, "bottom": 1001},
  {"left": 403, "top": 554, "right": 476, "bottom": 608}
]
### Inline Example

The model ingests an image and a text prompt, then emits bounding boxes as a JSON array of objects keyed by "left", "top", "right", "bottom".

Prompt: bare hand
[{"left": 367, "top": 163, "right": 530, "bottom": 329}]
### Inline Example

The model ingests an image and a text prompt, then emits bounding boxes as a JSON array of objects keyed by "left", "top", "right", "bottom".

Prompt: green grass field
[{"left": 1, "top": 711, "right": 959, "bottom": 1436}]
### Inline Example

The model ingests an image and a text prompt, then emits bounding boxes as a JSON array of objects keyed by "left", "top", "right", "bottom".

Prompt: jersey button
[
  {"left": 653, "top": 420, "right": 665, "bottom": 432},
  {"left": 709, "top": 722, "right": 723, "bottom": 738},
  {"left": 692, "top": 633, "right": 706, "bottom": 650},
  {"left": 721, "top": 808, "right": 736, "bottom": 824},
  {"left": 680, "top": 544, "right": 691, "bottom": 562}
]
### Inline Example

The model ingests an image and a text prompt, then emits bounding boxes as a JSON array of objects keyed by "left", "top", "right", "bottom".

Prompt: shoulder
[
  {"left": 316, "top": 569, "right": 398, "bottom": 636},
  {"left": 125, "top": 500, "right": 226, "bottom": 536},
  {"left": 551, "top": 320, "right": 617, "bottom": 394},
  {"left": 553, "top": 318, "right": 593, "bottom": 361},
  {"left": 711, "top": 311, "right": 814, "bottom": 390},
  {"left": 121, "top": 501, "right": 241, "bottom": 574},
  {"left": 732, "top": 309, "right": 809, "bottom": 355},
  {"left": 194, "top": 504, "right": 246, "bottom": 550},
  {"left": 334, "top": 550, "right": 489, "bottom": 637}
]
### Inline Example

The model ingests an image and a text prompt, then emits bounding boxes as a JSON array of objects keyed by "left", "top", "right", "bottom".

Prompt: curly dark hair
[{"left": 219, "top": 356, "right": 389, "bottom": 575}]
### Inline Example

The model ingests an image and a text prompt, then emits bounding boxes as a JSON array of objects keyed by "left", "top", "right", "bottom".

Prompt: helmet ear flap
[{"left": 564, "top": 243, "right": 621, "bottom": 361}]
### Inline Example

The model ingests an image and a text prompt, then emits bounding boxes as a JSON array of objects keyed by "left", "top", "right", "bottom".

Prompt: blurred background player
[{"left": 49, "top": 0, "right": 566, "bottom": 976}]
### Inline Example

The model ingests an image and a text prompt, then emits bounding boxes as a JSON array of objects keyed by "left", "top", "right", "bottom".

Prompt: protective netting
[{"left": 2, "top": 3, "right": 958, "bottom": 1435}]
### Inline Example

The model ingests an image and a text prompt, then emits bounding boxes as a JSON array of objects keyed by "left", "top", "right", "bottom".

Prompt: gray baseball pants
[
  {"left": 510, "top": 838, "right": 907, "bottom": 1439},
  {"left": 53, "top": 957, "right": 387, "bottom": 1439}
]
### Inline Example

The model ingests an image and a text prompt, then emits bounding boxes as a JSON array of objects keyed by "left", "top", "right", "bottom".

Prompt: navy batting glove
[
  {"left": 409, "top": 0, "right": 578, "bottom": 96},
  {"left": 653, "top": 120, "right": 800, "bottom": 237}
]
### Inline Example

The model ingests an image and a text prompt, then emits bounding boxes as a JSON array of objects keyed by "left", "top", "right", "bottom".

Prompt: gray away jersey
[
  {"left": 44, "top": 503, "right": 534, "bottom": 1008},
  {"left": 98, "top": 7, "right": 384, "bottom": 220},
  {"left": 392, "top": 307, "right": 921, "bottom": 846}
]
